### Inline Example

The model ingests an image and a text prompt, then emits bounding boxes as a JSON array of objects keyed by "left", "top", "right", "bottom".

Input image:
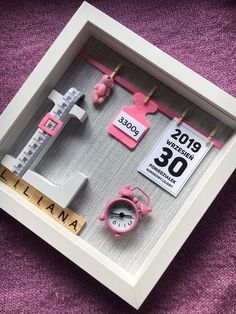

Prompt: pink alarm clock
[{"left": 99, "top": 186, "right": 152, "bottom": 238}]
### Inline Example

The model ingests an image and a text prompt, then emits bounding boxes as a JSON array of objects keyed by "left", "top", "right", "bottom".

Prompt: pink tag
[{"left": 108, "top": 92, "right": 158, "bottom": 149}]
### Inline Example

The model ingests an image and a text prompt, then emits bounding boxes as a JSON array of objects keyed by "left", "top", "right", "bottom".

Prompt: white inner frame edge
[{"left": 0, "top": 2, "right": 235, "bottom": 309}]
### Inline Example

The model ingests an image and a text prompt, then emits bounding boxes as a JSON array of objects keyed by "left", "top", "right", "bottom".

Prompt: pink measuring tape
[{"left": 108, "top": 92, "right": 159, "bottom": 149}]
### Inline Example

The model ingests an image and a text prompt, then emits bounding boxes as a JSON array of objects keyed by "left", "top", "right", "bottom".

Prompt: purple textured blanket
[{"left": 0, "top": 1, "right": 235, "bottom": 313}]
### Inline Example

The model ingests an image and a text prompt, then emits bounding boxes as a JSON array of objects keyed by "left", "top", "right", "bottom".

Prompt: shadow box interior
[{"left": 1, "top": 36, "right": 234, "bottom": 276}]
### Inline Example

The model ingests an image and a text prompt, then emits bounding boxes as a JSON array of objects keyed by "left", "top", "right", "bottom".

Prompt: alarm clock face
[{"left": 106, "top": 198, "right": 139, "bottom": 233}]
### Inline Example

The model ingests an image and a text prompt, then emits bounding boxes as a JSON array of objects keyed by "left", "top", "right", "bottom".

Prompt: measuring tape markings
[
  {"left": 0, "top": 164, "right": 86, "bottom": 235},
  {"left": 10, "top": 88, "right": 83, "bottom": 177}
]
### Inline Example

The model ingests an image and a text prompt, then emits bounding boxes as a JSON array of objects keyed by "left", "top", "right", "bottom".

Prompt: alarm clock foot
[
  {"left": 115, "top": 233, "right": 121, "bottom": 238},
  {"left": 99, "top": 213, "right": 105, "bottom": 221}
]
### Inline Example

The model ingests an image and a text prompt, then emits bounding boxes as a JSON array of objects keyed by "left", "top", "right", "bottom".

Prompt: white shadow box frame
[{"left": 0, "top": 2, "right": 235, "bottom": 309}]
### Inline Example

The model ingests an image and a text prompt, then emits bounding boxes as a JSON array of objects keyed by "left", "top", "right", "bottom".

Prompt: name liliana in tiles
[{"left": 0, "top": 165, "right": 86, "bottom": 235}]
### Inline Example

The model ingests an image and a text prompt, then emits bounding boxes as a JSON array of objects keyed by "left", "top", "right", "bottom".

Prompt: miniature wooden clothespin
[
  {"left": 206, "top": 126, "right": 220, "bottom": 144},
  {"left": 92, "top": 61, "right": 124, "bottom": 105},
  {"left": 176, "top": 106, "right": 193, "bottom": 126},
  {"left": 144, "top": 86, "right": 157, "bottom": 104},
  {"left": 110, "top": 61, "right": 124, "bottom": 79}
]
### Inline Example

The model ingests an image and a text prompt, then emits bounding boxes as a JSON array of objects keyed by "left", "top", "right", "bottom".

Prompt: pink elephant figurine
[{"left": 92, "top": 74, "right": 114, "bottom": 104}]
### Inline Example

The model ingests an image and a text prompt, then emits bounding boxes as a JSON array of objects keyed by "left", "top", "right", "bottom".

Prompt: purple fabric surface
[{"left": 0, "top": 0, "right": 235, "bottom": 313}]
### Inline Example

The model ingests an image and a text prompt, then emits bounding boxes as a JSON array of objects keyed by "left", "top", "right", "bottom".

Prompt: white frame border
[{"left": 0, "top": 2, "right": 235, "bottom": 309}]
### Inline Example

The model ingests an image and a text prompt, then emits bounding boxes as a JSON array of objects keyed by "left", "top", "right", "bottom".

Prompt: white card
[
  {"left": 138, "top": 118, "right": 213, "bottom": 196},
  {"left": 112, "top": 111, "right": 147, "bottom": 141}
]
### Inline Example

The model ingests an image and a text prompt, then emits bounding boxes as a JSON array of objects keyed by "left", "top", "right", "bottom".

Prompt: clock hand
[
  {"left": 123, "top": 215, "right": 134, "bottom": 218},
  {"left": 110, "top": 212, "right": 133, "bottom": 219}
]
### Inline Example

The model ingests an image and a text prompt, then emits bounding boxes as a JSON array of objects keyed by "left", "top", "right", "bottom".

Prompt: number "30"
[{"left": 154, "top": 147, "right": 188, "bottom": 177}]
